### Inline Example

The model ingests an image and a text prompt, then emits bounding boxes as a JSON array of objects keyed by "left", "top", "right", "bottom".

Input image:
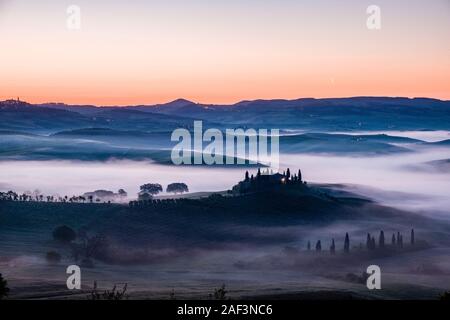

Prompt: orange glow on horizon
[{"left": 0, "top": 0, "right": 449, "bottom": 106}]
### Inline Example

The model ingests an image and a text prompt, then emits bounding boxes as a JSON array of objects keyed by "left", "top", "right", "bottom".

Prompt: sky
[{"left": 0, "top": 0, "right": 449, "bottom": 105}]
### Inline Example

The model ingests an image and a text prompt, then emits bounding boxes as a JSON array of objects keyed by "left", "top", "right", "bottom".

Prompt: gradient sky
[{"left": 0, "top": 0, "right": 449, "bottom": 105}]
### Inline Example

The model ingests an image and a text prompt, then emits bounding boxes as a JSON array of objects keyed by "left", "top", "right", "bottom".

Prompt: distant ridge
[
  {"left": 2, "top": 96, "right": 449, "bottom": 110},
  {"left": 2, "top": 96, "right": 450, "bottom": 133}
]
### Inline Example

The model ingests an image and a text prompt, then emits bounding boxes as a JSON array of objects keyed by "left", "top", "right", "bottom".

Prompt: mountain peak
[{"left": 165, "top": 98, "right": 195, "bottom": 106}]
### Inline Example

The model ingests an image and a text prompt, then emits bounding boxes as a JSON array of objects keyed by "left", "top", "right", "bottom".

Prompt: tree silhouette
[
  {"left": 245, "top": 171, "right": 249, "bottom": 181},
  {"left": 89, "top": 281, "right": 128, "bottom": 300},
  {"left": 212, "top": 284, "right": 228, "bottom": 300},
  {"left": 298, "top": 169, "right": 302, "bottom": 182},
  {"left": 392, "top": 233, "right": 396, "bottom": 246},
  {"left": 53, "top": 225, "right": 76, "bottom": 243},
  {"left": 411, "top": 229, "right": 415, "bottom": 245},
  {"left": 379, "top": 230, "right": 385, "bottom": 248},
  {"left": 344, "top": 233, "right": 350, "bottom": 253},
  {"left": 0, "top": 273, "right": 9, "bottom": 300},
  {"left": 315, "top": 240, "right": 322, "bottom": 252},
  {"left": 286, "top": 168, "right": 291, "bottom": 180},
  {"left": 140, "top": 183, "right": 163, "bottom": 196},
  {"left": 118, "top": 189, "right": 127, "bottom": 197},
  {"left": 166, "top": 183, "right": 189, "bottom": 194},
  {"left": 371, "top": 236, "right": 376, "bottom": 250},
  {"left": 366, "top": 233, "right": 372, "bottom": 250},
  {"left": 330, "top": 239, "right": 336, "bottom": 255}
]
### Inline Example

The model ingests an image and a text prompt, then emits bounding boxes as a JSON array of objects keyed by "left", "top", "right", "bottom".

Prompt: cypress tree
[
  {"left": 298, "top": 169, "right": 302, "bottom": 182},
  {"left": 286, "top": 168, "right": 291, "bottom": 179},
  {"left": 366, "top": 233, "right": 372, "bottom": 250},
  {"left": 379, "top": 230, "right": 385, "bottom": 248},
  {"left": 330, "top": 239, "right": 336, "bottom": 255},
  {"left": 392, "top": 233, "right": 396, "bottom": 245},
  {"left": 344, "top": 233, "right": 350, "bottom": 253},
  {"left": 245, "top": 171, "right": 249, "bottom": 181},
  {"left": 411, "top": 229, "right": 415, "bottom": 245},
  {"left": 316, "top": 240, "right": 322, "bottom": 252}
]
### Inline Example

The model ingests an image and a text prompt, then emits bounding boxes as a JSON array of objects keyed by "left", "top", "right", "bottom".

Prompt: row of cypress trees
[{"left": 306, "top": 229, "right": 415, "bottom": 253}]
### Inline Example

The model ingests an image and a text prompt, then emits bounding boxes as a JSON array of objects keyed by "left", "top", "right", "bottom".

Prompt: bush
[
  {"left": 440, "top": 291, "right": 450, "bottom": 301},
  {"left": 88, "top": 281, "right": 128, "bottom": 300},
  {"left": 211, "top": 284, "right": 228, "bottom": 300},
  {"left": 0, "top": 273, "right": 10, "bottom": 300},
  {"left": 52, "top": 225, "right": 77, "bottom": 243},
  {"left": 46, "top": 251, "right": 62, "bottom": 264}
]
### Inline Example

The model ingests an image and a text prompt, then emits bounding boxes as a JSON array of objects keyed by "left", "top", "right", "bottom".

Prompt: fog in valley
[
  {"left": 1, "top": 131, "right": 449, "bottom": 218},
  {"left": 1, "top": 130, "right": 450, "bottom": 298}
]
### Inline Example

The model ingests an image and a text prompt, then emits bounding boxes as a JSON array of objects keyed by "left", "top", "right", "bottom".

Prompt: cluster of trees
[
  {"left": 0, "top": 189, "right": 128, "bottom": 204},
  {"left": 2, "top": 183, "right": 189, "bottom": 204},
  {"left": 0, "top": 190, "right": 45, "bottom": 202},
  {"left": 307, "top": 238, "right": 340, "bottom": 254},
  {"left": 49, "top": 225, "right": 109, "bottom": 268},
  {"left": 366, "top": 230, "right": 412, "bottom": 250},
  {"left": 306, "top": 229, "right": 416, "bottom": 254},
  {"left": 138, "top": 182, "right": 189, "bottom": 200},
  {"left": 244, "top": 168, "right": 303, "bottom": 184},
  {"left": 234, "top": 168, "right": 306, "bottom": 194},
  {"left": 130, "top": 197, "right": 186, "bottom": 208}
]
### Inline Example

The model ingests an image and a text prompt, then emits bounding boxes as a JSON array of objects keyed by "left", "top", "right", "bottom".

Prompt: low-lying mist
[
  {"left": 1, "top": 149, "right": 449, "bottom": 217},
  {"left": 282, "top": 146, "right": 450, "bottom": 218}
]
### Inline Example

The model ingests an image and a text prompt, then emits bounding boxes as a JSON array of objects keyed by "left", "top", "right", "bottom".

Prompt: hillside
[{"left": 2, "top": 97, "right": 450, "bottom": 133}]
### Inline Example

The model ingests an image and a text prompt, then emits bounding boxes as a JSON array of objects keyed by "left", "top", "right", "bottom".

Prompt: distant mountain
[
  {"left": 0, "top": 100, "right": 96, "bottom": 133},
  {"left": 125, "top": 99, "right": 210, "bottom": 118},
  {"left": 36, "top": 102, "right": 102, "bottom": 115},
  {"left": 2, "top": 97, "right": 450, "bottom": 133},
  {"left": 39, "top": 98, "right": 198, "bottom": 115},
  {"left": 108, "top": 97, "right": 450, "bottom": 130},
  {"left": 0, "top": 100, "right": 202, "bottom": 134}
]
